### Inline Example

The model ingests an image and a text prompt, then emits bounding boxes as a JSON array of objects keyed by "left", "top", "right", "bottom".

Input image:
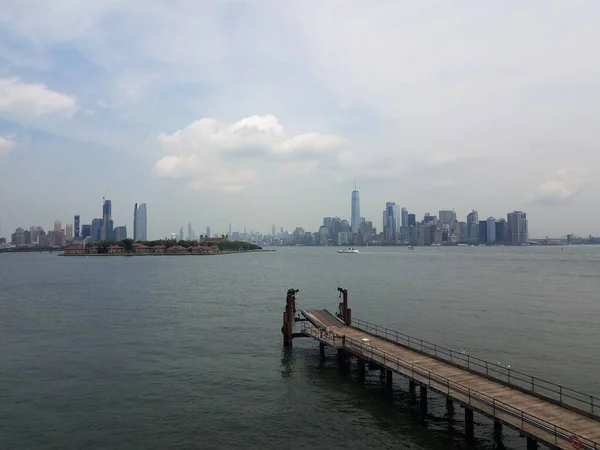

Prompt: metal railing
[
  {"left": 352, "top": 317, "right": 599, "bottom": 417},
  {"left": 343, "top": 335, "right": 598, "bottom": 450}
]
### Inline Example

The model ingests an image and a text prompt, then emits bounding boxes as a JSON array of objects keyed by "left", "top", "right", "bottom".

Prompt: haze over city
[{"left": 1, "top": 1, "right": 600, "bottom": 238}]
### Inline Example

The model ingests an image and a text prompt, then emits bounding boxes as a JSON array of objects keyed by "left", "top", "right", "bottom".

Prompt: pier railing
[
  {"left": 343, "top": 335, "right": 599, "bottom": 450},
  {"left": 352, "top": 317, "right": 598, "bottom": 417}
]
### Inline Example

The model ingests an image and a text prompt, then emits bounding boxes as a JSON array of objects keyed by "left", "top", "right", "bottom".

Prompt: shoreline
[{"left": 59, "top": 249, "right": 275, "bottom": 257}]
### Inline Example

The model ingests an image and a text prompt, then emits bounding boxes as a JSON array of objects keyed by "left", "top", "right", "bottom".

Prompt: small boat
[
  {"left": 337, "top": 247, "right": 359, "bottom": 253},
  {"left": 407, "top": 245, "right": 414, "bottom": 250}
]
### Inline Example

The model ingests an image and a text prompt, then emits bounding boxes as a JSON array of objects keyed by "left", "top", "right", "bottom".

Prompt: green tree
[{"left": 122, "top": 239, "right": 134, "bottom": 253}]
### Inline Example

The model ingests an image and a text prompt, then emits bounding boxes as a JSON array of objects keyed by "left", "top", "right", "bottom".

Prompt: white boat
[{"left": 337, "top": 247, "right": 359, "bottom": 253}]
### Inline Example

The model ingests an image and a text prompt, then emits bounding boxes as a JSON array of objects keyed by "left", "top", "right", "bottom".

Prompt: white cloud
[
  {"left": 0, "top": 136, "right": 17, "bottom": 160},
  {"left": 0, "top": 77, "right": 77, "bottom": 117},
  {"left": 530, "top": 168, "right": 589, "bottom": 204},
  {"left": 154, "top": 115, "right": 351, "bottom": 192}
]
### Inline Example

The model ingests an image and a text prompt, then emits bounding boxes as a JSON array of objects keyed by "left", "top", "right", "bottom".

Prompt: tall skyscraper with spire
[{"left": 351, "top": 182, "right": 360, "bottom": 234}]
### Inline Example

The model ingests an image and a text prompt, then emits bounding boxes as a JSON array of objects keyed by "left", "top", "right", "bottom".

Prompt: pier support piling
[
  {"left": 319, "top": 342, "right": 325, "bottom": 356},
  {"left": 409, "top": 380, "right": 416, "bottom": 394},
  {"left": 465, "top": 407, "right": 474, "bottom": 437},
  {"left": 386, "top": 369, "right": 393, "bottom": 388},
  {"left": 357, "top": 359, "right": 366, "bottom": 382},
  {"left": 282, "top": 288, "right": 298, "bottom": 347},
  {"left": 445, "top": 396, "right": 454, "bottom": 415},
  {"left": 526, "top": 437, "right": 537, "bottom": 450},
  {"left": 420, "top": 386, "right": 428, "bottom": 414}
]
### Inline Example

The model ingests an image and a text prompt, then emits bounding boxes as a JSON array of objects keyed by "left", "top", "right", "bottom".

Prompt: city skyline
[
  {"left": 3, "top": 186, "right": 590, "bottom": 243},
  {"left": 1, "top": 2, "right": 599, "bottom": 238}
]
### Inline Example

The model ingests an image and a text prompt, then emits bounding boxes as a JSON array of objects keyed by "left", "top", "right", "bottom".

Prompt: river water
[{"left": 1, "top": 246, "right": 599, "bottom": 450}]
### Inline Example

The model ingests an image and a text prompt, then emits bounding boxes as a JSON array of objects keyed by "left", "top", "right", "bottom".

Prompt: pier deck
[{"left": 300, "top": 308, "right": 600, "bottom": 450}]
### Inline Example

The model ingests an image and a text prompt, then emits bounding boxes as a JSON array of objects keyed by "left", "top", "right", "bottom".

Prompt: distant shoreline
[{"left": 59, "top": 249, "right": 275, "bottom": 257}]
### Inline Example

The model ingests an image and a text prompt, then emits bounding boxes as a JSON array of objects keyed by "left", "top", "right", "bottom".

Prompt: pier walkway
[{"left": 297, "top": 305, "right": 600, "bottom": 450}]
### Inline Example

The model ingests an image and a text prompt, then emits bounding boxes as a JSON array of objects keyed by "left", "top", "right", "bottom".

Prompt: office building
[
  {"left": 91, "top": 219, "right": 102, "bottom": 242},
  {"left": 487, "top": 217, "right": 496, "bottom": 243},
  {"left": 113, "top": 226, "right": 127, "bottom": 241},
  {"left": 495, "top": 219, "right": 507, "bottom": 244},
  {"left": 467, "top": 210, "right": 479, "bottom": 239},
  {"left": 507, "top": 211, "right": 528, "bottom": 245},
  {"left": 74, "top": 215, "right": 80, "bottom": 239},
  {"left": 133, "top": 203, "right": 148, "bottom": 241},
  {"left": 351, "top": 187, "right": 360, "bottom": 234},
  {"left": 65, "top": 224, "right": 73, "bottom": 240},
  {"left": 478, "top": 220, "right": 488, "bottom": 243},
  {"left": 101, "top": 199, "right": 112, "bottom": 241}
]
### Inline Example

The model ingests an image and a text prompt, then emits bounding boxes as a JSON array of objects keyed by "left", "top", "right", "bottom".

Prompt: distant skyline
[{"left": 1, "top": 1, "right": 599, "bottom": 237}]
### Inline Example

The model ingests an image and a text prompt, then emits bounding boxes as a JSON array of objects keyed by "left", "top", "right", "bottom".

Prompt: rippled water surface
[{"left": 1, "top": 246, "right": 599, "bottom": 449}]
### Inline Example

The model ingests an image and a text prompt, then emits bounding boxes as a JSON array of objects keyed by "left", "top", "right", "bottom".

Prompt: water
[{"left": 1, "top": 246, "right": 599, "bottom": 449}]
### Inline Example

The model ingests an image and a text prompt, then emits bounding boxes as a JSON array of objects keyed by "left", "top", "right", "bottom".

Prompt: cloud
[
  {"left": 0, "top": 77, "right": 77, "bottom": 117},
  {"left": 530, "top": 168, "right": 589, "bottom": 204},
  {"left": 0, "top": 136, "right": 17, "bottom": 160},
  {"left": 154, "top": 115, "right": 351, "bottom": 192}
]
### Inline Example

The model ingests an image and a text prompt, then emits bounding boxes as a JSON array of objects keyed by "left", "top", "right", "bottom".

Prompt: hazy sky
[{"left": 1, "top": 1, "right": 599, "bottom": 239}]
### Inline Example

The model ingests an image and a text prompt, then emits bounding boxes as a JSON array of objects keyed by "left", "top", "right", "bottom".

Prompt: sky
[{"left": 1, "top": 0, "right": 599, "bottom": 239}]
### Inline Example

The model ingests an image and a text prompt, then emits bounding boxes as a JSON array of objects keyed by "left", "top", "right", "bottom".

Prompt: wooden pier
[{"left": 282, "top": 288, "right": 600, "bottom": 450}]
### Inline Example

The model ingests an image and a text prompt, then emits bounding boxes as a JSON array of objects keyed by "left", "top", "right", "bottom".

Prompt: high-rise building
[
  {"left": 408, "top": 214, "right": 416, "bottom": 227},
  {"left": 495, "top": 219, "right": 507, "bottom": 244},
  {"left": 113, "top": 226, "right": 127, "bottom": 241},
  {"left": 351, "top": 187, "right": 360, "bottom": 234},
  {"left": 74, "top": 215, "right": 80, "bottom": 239},
  {"left": 133, "top": 203, "right": 148, "bottom": 241},
  {"left": 65, "top": 224, "right": 73, "bottom": 240},
  {"left": 401, "top": 207, "right": 408, "bottom": 228},
  {"left": 507, "top": 211, "right": 528, "bottom": 245},
  {"left": 478, "top": 220, "right": 488, "bottom": 243},
  {"left": 318, "top": 226, "right": 329, "bottom": 246},
  {"left": 467, "top": 210, "right": 479, "bottom": 239},
  {"left": 439, "top": 210, "right": 455, "bottom": 226},
  {"left": 54, "top": 220, "right": 62, "bottom": 234},
  {"left": 206, "top": 226, "right": 211, "bottom": 237},
  {"left": 101, "top": 199, "right": 112, "bottom": 241},
  {"left": 81, "top": 224, "right": 91, "bottom": 239},
  {"left": 486, "top": 217, "right": 496, "bottom": 243},
  {"left": 179, "top": 227, "right": 184, "bottom": 241},
  {"left": 91, "top": 219, "right": 102, "bottom": 242},
  {"left": 384, "top": 202, "right": 397, "bottom": 242}
]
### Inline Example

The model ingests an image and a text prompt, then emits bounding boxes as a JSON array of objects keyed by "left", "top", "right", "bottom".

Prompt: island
[{"left": 61, "top": 236, "right": 267, "bottom": 256}]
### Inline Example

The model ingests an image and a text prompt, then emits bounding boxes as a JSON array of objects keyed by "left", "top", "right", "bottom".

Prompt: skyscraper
[
  {"left": 54, "top": 220, "right": 62, "bottom": 234},
  {"left": 507, "top": 211, "right": 528, "bottom": 245},
  {"left": 179, "top": 227, "right": 184, "bottom": 241},
  {"left": 206, "top": 226, "right": 211, "bottom": 237},
  {"left": 74, "top": 215, "right": 80, "bottom": 239},
  {"left": 384, "top": 202, "right": 397, "bottom": 242},
  {"left": 467, "top": 210, "right": 479, "bottom": 239},
  {"left": 133, "top": 203, "right": 148, "bottom": 241},
  {"left": 401, "top": 207, "right": 408, "bottom": 228},
  {"left": 487, "top": 217, "right": 496, "bottom": 243},
  {"left": 91, "top": 219, "right": 102, "bottom": 242},
  {"left": 351, "top": 186, "right": 360, "bottom": 234},
  {"left": 188, "top": 223, "right": 194, "bottom": 240},
  {"left": 65, "top": 224, "right": 73, "bottom": 240},
  {"left": 101, "top": 199, "right": 112, "bottom": 241}
]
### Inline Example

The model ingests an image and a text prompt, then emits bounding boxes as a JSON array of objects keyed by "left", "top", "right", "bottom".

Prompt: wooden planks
[{"left": 304, "top": 310, "right": 600, "bottom": 449}]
